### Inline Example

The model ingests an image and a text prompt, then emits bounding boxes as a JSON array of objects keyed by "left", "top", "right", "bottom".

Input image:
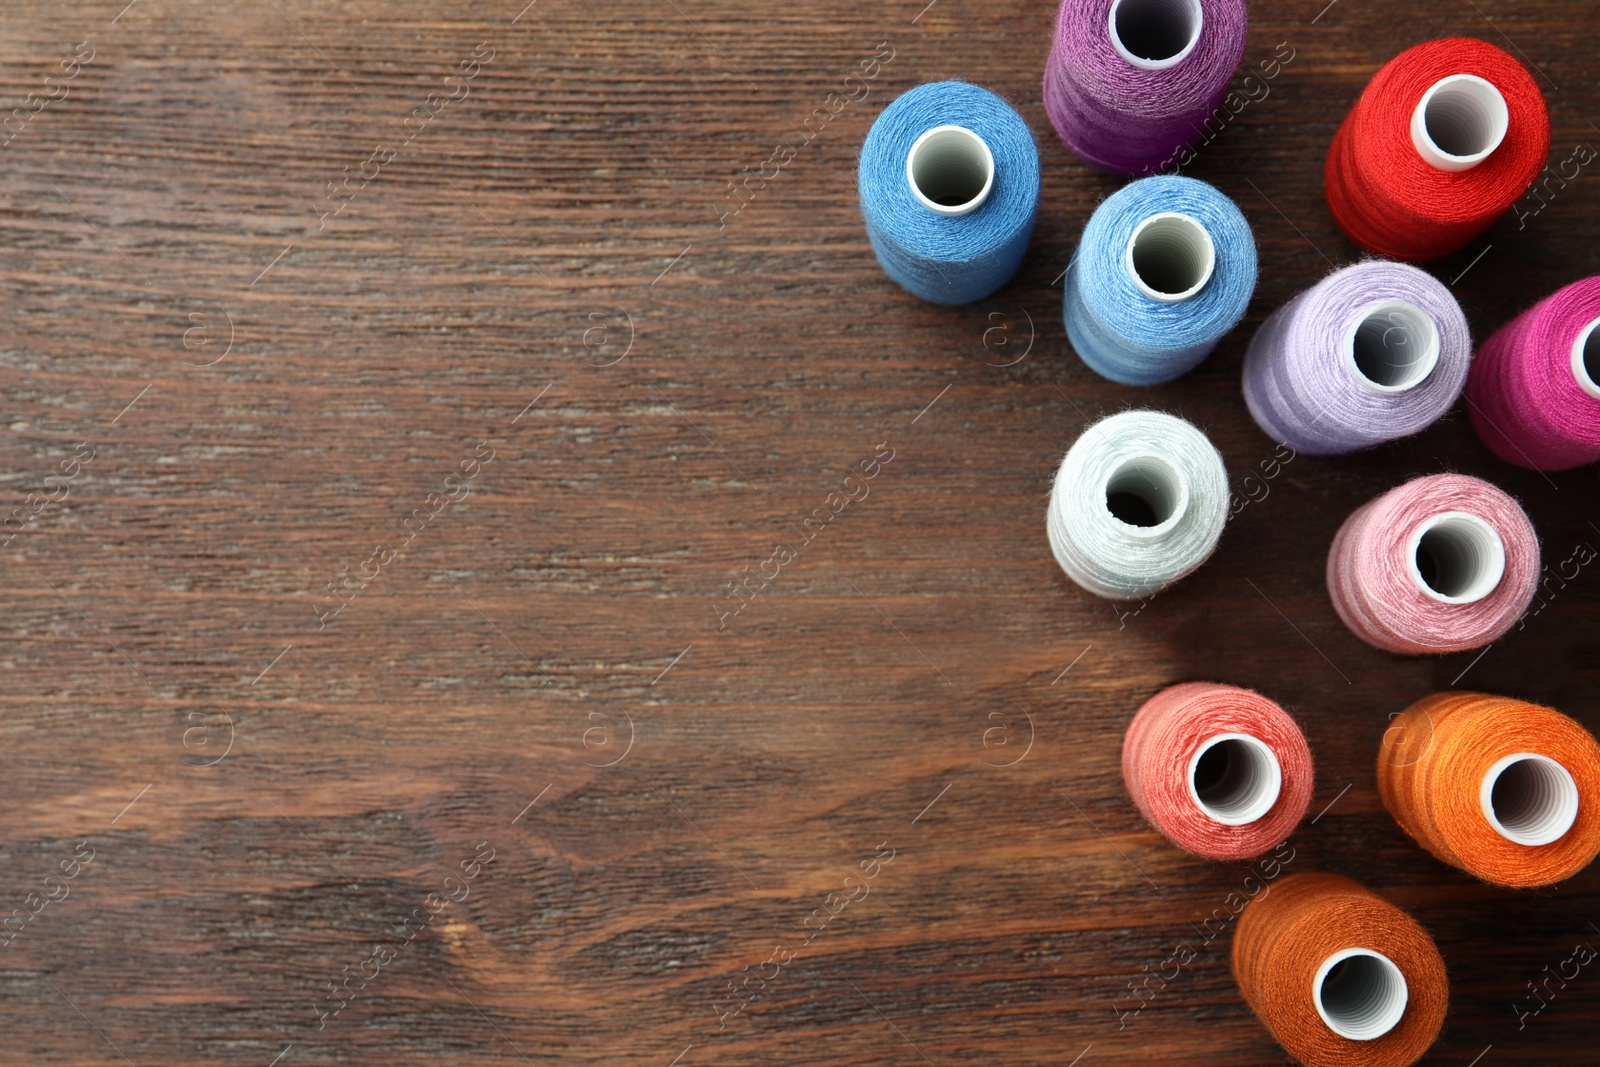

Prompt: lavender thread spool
[
  {"left": 1043, "top": 0, "right": 1249, "bottom": 175},
  {"left": 1242, "top": 262, "right": 1472, "bottom": 455}
]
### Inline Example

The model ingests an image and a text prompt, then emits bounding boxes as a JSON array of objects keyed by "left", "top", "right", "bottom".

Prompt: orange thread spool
[
  {"left": 1378, "top": 691, "right": 1600, "bottom": 888},
  {"left": 1232, "top": 872, "right": 1447, "bottom": 1067}
]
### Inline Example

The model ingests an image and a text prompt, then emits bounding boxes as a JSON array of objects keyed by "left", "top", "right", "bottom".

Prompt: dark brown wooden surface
[{"left": 1, "top": 0, "right": 1597, "bottom": 1064}]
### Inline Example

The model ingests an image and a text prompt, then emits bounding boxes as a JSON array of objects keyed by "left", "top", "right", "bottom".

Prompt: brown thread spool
[
  {"left": 1378, "top": 690, "right": 1600, "bottom": 888},
  {"left": 1232, "top": 872, "right": 1447, "bottom": 1067}
]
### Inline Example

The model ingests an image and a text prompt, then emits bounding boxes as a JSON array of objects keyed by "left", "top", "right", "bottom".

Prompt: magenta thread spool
[{"left": 1466, "top": 276, "right": 1600, "bottom": 471}]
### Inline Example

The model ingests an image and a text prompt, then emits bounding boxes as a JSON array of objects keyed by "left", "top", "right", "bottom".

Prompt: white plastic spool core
[
  {"left": 1108, "top": 0, "right": 1204, "bottom": 70},
  {"left": 1480, "top": 752, "right": 1580, "bottom": 846},
  {"left": 1313, "top": 948, "right": 1409, "bottom": 1041},
  {"left": 1103, "top": 454, "right": 1188, "bottom": 536},
  {"left": 1405, "top": 511, "right": 1506, "bottom": 603},
  {"left": 1571, "top": 316, "right": 1600, "bottom": 400},
  {"left": 1186, "top": 733, "right": 1283, "bottom": 825},
  {"left": 906, "top": 125, "right": 995, "bottom": 216},
  {"left": 1125, "top": 213, "right": 1216, "bottom": 302},
  {"left": 1344, "top": 301, "right": 1441, "bottom": 392},
  {"left": 1411, "top": 74, "right": 1509, "bottom": 172}
]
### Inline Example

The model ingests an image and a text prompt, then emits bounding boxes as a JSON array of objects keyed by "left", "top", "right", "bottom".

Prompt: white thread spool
[
  {"left": 1047, "top": 410, "right": 1229, "bottom": 600},
  {"left": 906, "top": 125, "right": 995, "bottom": 217},
  {"left": 1571, "top": 316, "right": 1600, "bottom": 401},
  {"left": 1125, "top": 212, "right": 1216, "bottom": 303},
  {"left": 1312, "top": 948, "right": 1410, "bottom": 1040},
  {"left": 1187, "top": 733, "right": 1282, "bottom": 825},
  {"left": 1344, "top": 300, "right": 1441, "bottom": 392},
  {"left": 1108, "top": 0, "right": 1204, "bottom": 70},
  {"left": 1411, "top": 74, "right": 1509, "bottom": 172},
  {"left": 1479, "top": 752, "right": 1580, "bottom": 846},
  {"left": 1405, "top": 511, "right": 1506, "bottom": 604}
]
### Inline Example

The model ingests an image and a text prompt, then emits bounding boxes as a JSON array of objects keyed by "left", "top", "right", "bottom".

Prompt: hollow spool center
[
  {"left": 1103, "top": 455, "right": 1187, "bottom": 531},
  {"left": 1410, "top": 74, "right": 1509, "bottom": 172},
  {"left": 1107, "top": 0, "right": 1204, "bottom": 70},
  {"left": 1345, "top": 301, "right": 1441, "bottom": 392},
  {"left": 1186, "top": 732, "right": 1282, "bottom": 825},
  {"left": 1572, "top": 316, "right": 1600, "bottom": 401},
  {"left": 1480, "top": 752, "right": 1580, "bottom": 846},
  {"left": 1125, "top": 212, "right": 1216, "bottom": 302},
  {"left": 1406, "top": 511, "right": 1506, "bottom": 604},
  {"left": 905, "top": 125, "right": 995, "bottom": 216},
  {"left": 1313, "top": 948, "right": 1410, "bottom": 1041}
]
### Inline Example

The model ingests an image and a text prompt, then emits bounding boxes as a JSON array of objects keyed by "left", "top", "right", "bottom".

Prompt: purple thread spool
[
  {"left": 1242, "top": 261, "right": 1472, "bottom": 456},
  {"left": 1042, "top": 0, "right": 1248, "bottom": 175}
]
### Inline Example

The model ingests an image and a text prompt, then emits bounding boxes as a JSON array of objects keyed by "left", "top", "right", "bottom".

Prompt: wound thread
[
  {"left": 1324, "top": 38, "right": 1549, "bottom": 260},
  {"left": 858, "top": 81, "right": 1040, "bottom": 305},
  {"left": 1232, "top": 872, "right": 1448, "bottom": 1067},
  {"left": 1043, "top": 0, "right": 1247, "bottom": 174},
  {"left": 1122, "top": 682, "right": 1313, "bottom": 860},
  {"left": 1378, "top": 691, "right": 1600, "bottom": 889},
  {"left": 1466, "top": 275, "right": 1600, "bottom": 471},
  {"left": 1047, "top": 410, "right": 1229, "bottom": 600},
  {"left": 1064, "top": 175, "right": 1257, "bottom": 384},
  {"left": 1326, "top": 474, "right": 1539, "bottom": 655},
  {"left": 1243, "top": 261, "right": 1471, "bottom": 455}
]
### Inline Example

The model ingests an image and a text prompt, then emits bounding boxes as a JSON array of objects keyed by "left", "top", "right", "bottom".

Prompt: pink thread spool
[
  {"left": 1122, "top": 682, "right": 1314, "bottom": 860},
  {"left": 1466, "top": 276, "right": 1600, "bottom": 471},
  {"left": 1326, "top": 474, "right": 1540, "bottom": 655}
]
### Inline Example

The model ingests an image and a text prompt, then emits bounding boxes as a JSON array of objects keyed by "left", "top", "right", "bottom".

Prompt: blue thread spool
[
  {"left": 1064, "top": 174, "right": 1256, "bottom": 384},
  {"left": 858, "top": 81, "right": 1040, "bottom": 305}
]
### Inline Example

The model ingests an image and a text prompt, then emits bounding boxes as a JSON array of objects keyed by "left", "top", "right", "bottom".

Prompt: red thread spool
[
  {"left": 1123, "top": 682, "right": 1314, "bottom": 860},
  {"left": 1325, "top": 38, "right": 1548, "bottom": 261}
]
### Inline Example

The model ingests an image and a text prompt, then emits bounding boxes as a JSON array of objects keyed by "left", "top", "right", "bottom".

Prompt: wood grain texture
[{"left": 0, "top": 0, "right": 1596, "bottom": 1064}]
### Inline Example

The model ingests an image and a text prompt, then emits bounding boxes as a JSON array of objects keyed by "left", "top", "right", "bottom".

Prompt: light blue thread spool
[
  {"left": 858, "top": 81, "right": 1040, "bottom": 305},
  {"left": 1064, "top": 174, "right": 1256, "bottom": 384}
]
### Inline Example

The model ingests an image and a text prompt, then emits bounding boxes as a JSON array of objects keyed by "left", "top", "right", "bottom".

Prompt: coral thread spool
[
  {"left": 1324, "top": 38, "right": 1549, "bottom": 260},
  {"left": 1378, "top": 691, "right": 1600, "bottom": 888},
  {"left": 1043, "top": 0, "right": 1248, "bottom": 175},
  {"left": 1123, "top": 682, "right": 1313, "bottom": 860},
  {"left": 1326, "top": 474, "right": 1539, "bottom": 654},
  {"left": 1466, "top": 276, "right": 1600, "bottom": 470},
  {"left": 1232, "top": 873, "right": 1448, "bottom": 1067}
]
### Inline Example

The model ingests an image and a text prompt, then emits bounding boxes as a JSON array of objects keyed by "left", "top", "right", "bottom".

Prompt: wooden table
[{"left": 1, "top": 0, "right": 1595, "bottom": 1063}]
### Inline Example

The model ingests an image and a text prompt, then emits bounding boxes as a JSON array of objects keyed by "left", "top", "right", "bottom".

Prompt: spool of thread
[
  {"left": 1232, "top": 873, "right": 1448, "bottom": 1067},
  {"left": 1324, "top": 38, "right": 1549, "bottom": 261},
  {"left": 858, "top": 81, "right": 1040, "bottom": 305},
  {"left": 1122, "top": 682, "right": 1313, "bottom": 860},
  {"left": 1047, "top": 410, "right": 1228, "bottom": 599},
  {"left": 1064, "top": 175, "right": 1256, "bottom": 384},
  {"left": 1466, "top": 276, "right": 1600, "bottom": 470},
  {"left": 1042, "top": 0, "right": 1248, "bottom": 175},
  {"left": 1379, "top": 691, "right": 1600, "bottom": 889},
  {"left": 1326, "top": 474, "right": 1538, "bottom": 655},
  {"left": 1242, "top": 262, "right": 1472, "bottom": 455}
]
